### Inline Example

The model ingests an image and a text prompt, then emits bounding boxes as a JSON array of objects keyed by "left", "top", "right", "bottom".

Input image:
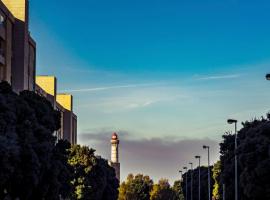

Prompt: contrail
[
  {"left": 60, "top": 83, "right": 161, "bottom": 93},
  {"left": 196, "top": 74, "right": 241, "bottom": 80}
]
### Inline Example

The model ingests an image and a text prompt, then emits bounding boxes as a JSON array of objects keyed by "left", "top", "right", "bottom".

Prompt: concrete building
[
  {"left": 36, "top": 76, "right": 77, "bottom": 145},
  {"left": 0, "top": 0, "right": 36, "bottom": 93},
  {"left": 0, "top": 1, "right": 13, "bottom": 84},
  {"left": 0, "top": 1, "right": 77, "bottom": 145},
  {"left": 109, "top": 132, "right": 120, "bottom": 181},
  {"left": 35, "top": 75, "right": 56, "bottom": 107},
  {"left": 56, "top": 93, "right": 77, "bottom": 144}
]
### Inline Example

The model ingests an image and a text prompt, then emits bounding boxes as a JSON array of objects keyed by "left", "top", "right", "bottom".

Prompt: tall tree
[
  {"left": 68, "top": 145, "right": 119, "bottom": 200},
  {"left": 150, "top": 179, "right": 177, "bottom": 200},
  {"left": 172, "top": 180, "right": 184, "bottom": 200},
  {"left": 118, "top": 174, "right": 153, "bottom": 200},
  {"left": 0, "top": 81, "right": 71, "bottom": 199},
  {"left": 182, "top": 166, "right": 214, "bottom": 200},
  {"left": 220, "top": 116, "right": 270, "bottom": 200},
  {"left": 0, "top": 82, "right": 119, "bottom": 199},
  {"left": 212, "top": 161, "right": 221, "bottom": 200}
]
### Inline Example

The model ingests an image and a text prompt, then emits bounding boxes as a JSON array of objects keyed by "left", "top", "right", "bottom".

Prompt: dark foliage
[
  {"left": 220, "top": 116, "right": 270, "bottom": 200},
  {"left": 182, "top": 166, "right": 213, "bottom": 200},
  {"left": 0, "top": 82, "right": 120, "bottom": 200},
  {"left": 0, "top": 82, "right": 71, "bottom": 199}
]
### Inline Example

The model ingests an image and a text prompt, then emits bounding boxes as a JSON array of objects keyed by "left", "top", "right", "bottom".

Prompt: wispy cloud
[
  {"left": 60, "top": 83, "right": 162, "bottom": 93},
  {"left": 195, "top": 74, "right": 242, "bottom": 81},
  {"left": 76, "top": 86, "right": 190, "bottom": 112}
]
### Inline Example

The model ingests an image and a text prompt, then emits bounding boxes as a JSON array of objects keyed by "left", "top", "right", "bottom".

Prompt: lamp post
[
  {"left": 265, "top": 74, "right": 270, "bottom": 80},
  {"left": 195, "top": 156, "right": 201, "bottom": 200},
  {"left": 203, "top": 145, "right": 211, "bottom": 200},
  {"left": 179, "top": 170, "right": 183, "bottom": 181},
  {"left": 183, "top": 167, "right": 188, "bottom": 200},
  {"left": 179, "top": 170, "right": 184, "bottom": 200},
  {"left": 189, "top": 162, "right": 193, "bottom": 200},
  {"left": 227, "top": 119, "right": 238, "bottom": 200}
]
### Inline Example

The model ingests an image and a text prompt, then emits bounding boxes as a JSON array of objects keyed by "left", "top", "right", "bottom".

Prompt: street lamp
[
  {"left": 183, "top": 166, "right": 188, "bottom": 200},
  {"left": 227, "top": 118, "right": 238, "bottom": 200},
  {"left": 189, "top": 162, "right": 193, "bottom": 200},
  {"left": 195, "top": 155, "right": 201, "bottom": 200},
  {"left": 266, "top": 74, "right": 270, "bottom": 80},
  {"left": 203, "top": 145, "right": 211, "bottom": 200},
  {"left": 179, "top": 170, "right": 183, "bottom": 181}
]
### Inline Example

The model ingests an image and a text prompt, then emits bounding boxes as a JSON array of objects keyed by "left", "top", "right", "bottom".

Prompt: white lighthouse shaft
[
  {"left": 110, "top": 133, "right": 120, "bottom": 181},
  {"left": 111, "top": 140, "right": 119, "bottom": 163}
]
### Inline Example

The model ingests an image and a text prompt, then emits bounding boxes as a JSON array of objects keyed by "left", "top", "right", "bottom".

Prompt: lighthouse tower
[{"left": 110, "top": 132, "right": 120, "bottom": 181}]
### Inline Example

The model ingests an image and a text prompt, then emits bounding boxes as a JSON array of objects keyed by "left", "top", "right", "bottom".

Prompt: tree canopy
[
  {"left": 68, "top": 145, "right": 119, "bottom": 200},
  {"left": 150, "top": 179, "right": 177, "bottom": 200},
  {"left": 182, "top": 166, "right": 214, "bottom": 200},
  {"left": 212, "top": 161, "right": 221, "bottom": 200},
  {"left": 0, "top": 81, "right": 67, "bottom": 199},
  {"left": 220, "top": 116, "right": 270, "bottom": 200},
  {"left": 172, "top": 180, "right": 184, "bottom": 200},
  {"left": 119, "top": 175, "right": 184, "bottom": 200},
  {"left": 118, "top": 174, "right": 153, "bottom": 200},
  {"left": 0, "top": 81, "right": 119, "bottom": 200}
]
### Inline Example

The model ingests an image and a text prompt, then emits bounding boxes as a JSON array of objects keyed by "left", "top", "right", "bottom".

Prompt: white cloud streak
[
  {"left": 61, "top": 73, "right": 242, "bottom": 93},
  {"left": 76, "top": 86, "right": 190, "bottom": 112},
  {"left": 60, "top": 83, "right": 162, "bottom": 93},
  {"left": 195, "top": 74, "right": 242, "bottom": 80}
]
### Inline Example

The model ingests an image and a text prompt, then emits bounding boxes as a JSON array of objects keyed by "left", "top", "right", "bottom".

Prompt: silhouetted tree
[
  {"left": 182, "top": 166, "right": 213, "bottom": 200},
  {"left": 220, "top": 116, "right": 270, "bottom": 200},
  {"left": 0, "top": 82, "right": 119, "bottom": 199},
  {"left": 44, "top": 140, "right": 73, "bottom": 200},
  {"left": 0, "top": 81, "right": 71, "bottom": 199}
]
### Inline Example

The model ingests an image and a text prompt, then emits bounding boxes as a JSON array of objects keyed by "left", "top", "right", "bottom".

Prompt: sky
[{"left": 30, "top": 0, "right": 270, "bottom": 182}]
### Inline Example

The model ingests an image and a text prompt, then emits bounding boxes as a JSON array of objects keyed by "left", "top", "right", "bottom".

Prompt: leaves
[
  {"left": 68, "top": 145, "right": 119, "bottom": 200},
  {"left": 119, "top": 175, "right": 183, "bottom": 200},
  {"left": 181, "top": 166, "right": 214, "bottom": 200},
  {"left": 220, "top": 116, "right": 270, "bottom": 200},
  {"left": 150, "top": 179, "right": 177, "bottom": 200},
  {"left": 119, "top": 174, "right": 153, "bottom": 200},
  {"left": 0, "top": 81, "right": 119, "bottom": 200},
  {"left": 212, "top": 161, "right": 221, "bottom": 200},
  {"left": 0, "top": 81, "right": 68, "bottom": 199}
]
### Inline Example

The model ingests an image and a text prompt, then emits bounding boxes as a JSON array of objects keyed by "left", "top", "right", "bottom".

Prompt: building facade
[
  {"left": 56, "top": 93, "right": 77, "bottom": 144},
  {"left": 0, "top": 0, "right": 36, "bottom": 93},
  {"left": 36, "top": 76, "right": 77, "bottom": 145},
  {"left": 109, "top": 132, "right": 120, "bottom": 181},
  {"left": 0, "top": 0, "right": 77, "bottom": 145},
  {"left": 0, "top": 1, "right": 15, "bottom": 85}
]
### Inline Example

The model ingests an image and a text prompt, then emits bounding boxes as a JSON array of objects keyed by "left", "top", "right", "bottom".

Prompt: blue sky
[{"left": 30, "top": 0, "right": 270, "bottom": 182}]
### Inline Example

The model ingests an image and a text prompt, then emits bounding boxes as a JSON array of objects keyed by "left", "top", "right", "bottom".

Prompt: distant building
[
  {"left": 36, "top": 76, "right": 77, "bottom": 145},
  {"left": 0, "top": 0, "right": 36, "bottom": 93},
  {"left": 109, "top": 132, "right": 120, "bottom": 181}
]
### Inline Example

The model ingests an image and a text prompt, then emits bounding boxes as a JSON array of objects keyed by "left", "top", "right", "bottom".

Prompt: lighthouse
[{"left": 110, "top": 132, "right": 120, "bottom": 181}]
